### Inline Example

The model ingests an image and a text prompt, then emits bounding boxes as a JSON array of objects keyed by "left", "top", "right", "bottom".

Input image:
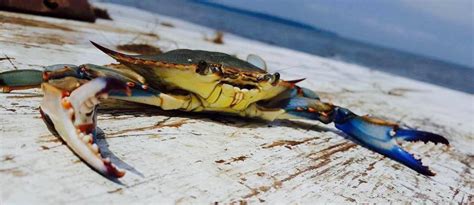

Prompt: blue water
[{"left": 102, "top": 0, "right": 474, "bottom": 93}]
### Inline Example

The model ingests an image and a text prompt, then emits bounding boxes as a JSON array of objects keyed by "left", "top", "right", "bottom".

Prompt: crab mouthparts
[{"left": 222, "top": 81, "right": 259, "bottom": 90}]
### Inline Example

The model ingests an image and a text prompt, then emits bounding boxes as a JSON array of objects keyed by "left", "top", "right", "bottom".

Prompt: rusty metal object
[{"left": 0, "top": 0, "right": 101, "bottom": 22}]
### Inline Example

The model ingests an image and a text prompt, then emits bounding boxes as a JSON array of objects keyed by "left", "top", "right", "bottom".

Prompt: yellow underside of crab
[
  {"left": 110, "top": 67, "right": 289, "bottom": 120},
  {"left": 154, "top": 68, "right": 289, "bottom": 111}
]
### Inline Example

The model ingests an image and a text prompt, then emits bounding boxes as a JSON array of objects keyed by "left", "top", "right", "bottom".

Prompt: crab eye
[
  {"left": 273, "top": 72, "right": 280, "bottom": 81},
  {"left": 272, "top": 72, "right": 280, "bottom": 85},
  {"left": 196, "top": 60, "right": 209, "bottom": 75},
  {"left": 210, "top": 65, "right": 222, "bottom": 73},
  {"left": 259, "top": 73, "right": 280, "bottom": 85}
]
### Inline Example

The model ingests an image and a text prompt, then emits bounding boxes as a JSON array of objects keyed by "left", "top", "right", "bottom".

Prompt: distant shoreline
[
  {"left": 195, "top": 1, "right": 338, "bottom": 36},
  {"left": 104, "top": 0, "right": 474, "bottom": 93}
]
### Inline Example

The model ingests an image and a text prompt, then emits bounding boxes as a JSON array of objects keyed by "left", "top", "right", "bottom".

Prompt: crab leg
[
  {"left": 0, "top": 64, "right": 84, "bottom": 93},
  {"left": 40, "top": 78, "right": 130, "bottom": 178},
  {"left": 269, "top": 96, "right": 449, "bottom": 176},
  {"left": 0, "top": 69, "right": 43, "bottom": 92}
]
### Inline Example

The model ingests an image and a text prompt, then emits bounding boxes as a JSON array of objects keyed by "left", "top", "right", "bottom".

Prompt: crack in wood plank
[
  {"left": 106, "top": 117, "right": 189, "bottom": 136},
  {"left": 262, "top": 137, "right": 320, "bottom": 149}
]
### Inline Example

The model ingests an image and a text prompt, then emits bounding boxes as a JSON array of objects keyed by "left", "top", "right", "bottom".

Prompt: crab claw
[
  {"left": 40, "top": 77, "right": 130, "bottom": 178},
  {"left": 334, "top": 107, "right": 449, "bottom": 176}
]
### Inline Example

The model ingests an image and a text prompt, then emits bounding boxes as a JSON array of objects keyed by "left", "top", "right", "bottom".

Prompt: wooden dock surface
[{"left": 0, "top": 3, "right": 472, "bottom": 204}]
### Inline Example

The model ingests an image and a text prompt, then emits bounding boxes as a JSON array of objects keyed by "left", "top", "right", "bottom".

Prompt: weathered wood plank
[{"left": 0, "top": 3, "right": 472, "bottom": 204}]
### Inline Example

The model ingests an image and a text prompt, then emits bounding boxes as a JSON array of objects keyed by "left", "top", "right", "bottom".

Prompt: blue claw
[
  {"left": 334, "top": 107, "right": 448, "bottom": 176},
  {"left": 265, "top": 94, "right": 447, "bottom": 175}
]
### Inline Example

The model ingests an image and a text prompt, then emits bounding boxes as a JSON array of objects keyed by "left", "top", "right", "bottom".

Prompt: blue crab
[{"left": 0, "top": 42, "right": 449, "bottom": 178}]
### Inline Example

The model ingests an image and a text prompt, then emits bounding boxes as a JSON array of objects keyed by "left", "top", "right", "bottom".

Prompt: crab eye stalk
[
  {"left": 263, "top": 74, "right": 272, "bottom": 81},
  {"left": 196, "top": 60, "right": 209, "bottom": 75}
]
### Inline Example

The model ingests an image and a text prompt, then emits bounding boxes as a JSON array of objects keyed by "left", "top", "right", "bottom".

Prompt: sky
[{"left": 209, "top": 0, "right": 473, "bottom": 67}]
